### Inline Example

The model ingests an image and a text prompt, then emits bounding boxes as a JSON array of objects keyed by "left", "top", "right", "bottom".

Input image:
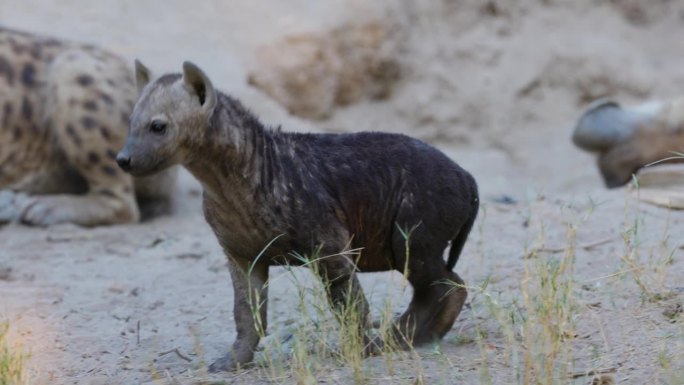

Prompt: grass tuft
[{"left": 0, "top": 322, "right": 27, "bottom": 385}]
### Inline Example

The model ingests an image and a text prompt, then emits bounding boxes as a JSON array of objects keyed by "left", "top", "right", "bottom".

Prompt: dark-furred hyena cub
[{"left": 117, "top": 61, "right": 479, "bottom": 372}]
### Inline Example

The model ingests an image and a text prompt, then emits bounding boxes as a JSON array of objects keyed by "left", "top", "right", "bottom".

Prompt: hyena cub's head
[{"left": 117, "top": 61, "right": 217, "bottom": 177}]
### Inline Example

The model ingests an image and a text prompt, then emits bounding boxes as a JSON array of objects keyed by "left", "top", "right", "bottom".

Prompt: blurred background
[{"left": 6, "top": 0, "right": 684, "bottom": 199}]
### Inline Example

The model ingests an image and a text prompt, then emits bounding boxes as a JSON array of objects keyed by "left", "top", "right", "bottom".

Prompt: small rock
[
  {"left": 663, "top": 302, "right": 683, "bottom": 322},
  {"left": 0, "top": 266, "right": 12, "bottom": 281},
  {"left": 592, "top": 374, "right": 615, "bottom": 385}
]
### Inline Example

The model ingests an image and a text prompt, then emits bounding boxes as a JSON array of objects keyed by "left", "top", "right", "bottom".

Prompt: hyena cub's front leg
[
  {"left": 209, "top": 255, "right": 269, "bottom": 372},
  {"left": 316, "top": 249, "right": 372, "bottom": 345},
  {"left": 20, "top": 49, "right": 140, "bottom": 226}
]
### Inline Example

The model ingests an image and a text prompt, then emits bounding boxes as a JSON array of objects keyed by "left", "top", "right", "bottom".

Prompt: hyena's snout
[
  {"left": 116, "top": 137, "right": 140, "bottom": 173},
  {"left": 116, "top": 150, "right": 132, "bottom": 172},
  {"left": 116, "top": 137, "right": 135, "bottom": 172},
  {"left": 115, "top": 138, "right": 173, "bottom": 177}
]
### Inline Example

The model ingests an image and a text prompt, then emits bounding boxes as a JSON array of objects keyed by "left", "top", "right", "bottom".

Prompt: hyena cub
[
  {"left": 0, "top": 26, "right": 175, "bottom": 226},
  {"left": 118, "top": 61, "right": 479, "bottom": 371}
]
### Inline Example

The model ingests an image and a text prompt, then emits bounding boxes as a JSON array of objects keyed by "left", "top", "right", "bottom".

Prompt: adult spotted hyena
[
  {"left": 118, "top": 61, "right": 479, "bottom": 371},
  {"left": 0, "top": 26, "right": 174, "bottom": 226}
]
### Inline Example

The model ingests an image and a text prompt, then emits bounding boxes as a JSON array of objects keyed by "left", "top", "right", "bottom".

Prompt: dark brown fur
[{"left": 119, "top": 61, "right": 479, "bottom": 372}]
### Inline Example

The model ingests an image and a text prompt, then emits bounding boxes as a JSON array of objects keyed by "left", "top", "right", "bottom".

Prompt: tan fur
[
  {"left": 0, "top": 26, "right": 174, "bottom": 226},
  {"left": 596, "top": 98, "right": 684, "bottom": 186}
]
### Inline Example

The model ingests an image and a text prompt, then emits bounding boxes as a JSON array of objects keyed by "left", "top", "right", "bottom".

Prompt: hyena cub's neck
[{"left": 182, "top": 92, "right": 284, "bottom": 200}]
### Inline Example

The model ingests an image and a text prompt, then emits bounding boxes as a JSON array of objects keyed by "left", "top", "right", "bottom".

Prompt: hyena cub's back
[{"left": 0, "top": 26, "right": 175, "bottom": 226}]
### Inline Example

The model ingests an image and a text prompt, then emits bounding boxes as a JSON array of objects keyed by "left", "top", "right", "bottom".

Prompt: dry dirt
[{"left": 1, "top": 1, "right": 684, "bottom": 384}]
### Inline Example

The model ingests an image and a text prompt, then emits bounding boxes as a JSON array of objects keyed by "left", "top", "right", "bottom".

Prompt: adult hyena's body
[
  {"left": 0, "top": 26, "right": 173, "bottom": 226},
  {"left": 120, "top": 63, "right": 478, "bottom": 371}
]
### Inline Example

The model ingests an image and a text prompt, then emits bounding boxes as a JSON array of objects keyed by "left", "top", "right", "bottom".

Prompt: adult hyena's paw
[
  {"left": 15, "top": 193, "right": 138, "bottom": 227},
  {"left": 0, "top": 190, "right": 31, "bottom": 224},
  {"left": 19, "top": 196, "right": 77, "bottom": 226}
]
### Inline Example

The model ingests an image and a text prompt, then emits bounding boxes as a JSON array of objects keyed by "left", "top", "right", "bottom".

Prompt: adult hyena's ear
[
  {"left": 134, "top": 59, "right": 152, "bottom": 94},
  {"left": 182, "top": 61, "right": 217, "bottom": 115}
]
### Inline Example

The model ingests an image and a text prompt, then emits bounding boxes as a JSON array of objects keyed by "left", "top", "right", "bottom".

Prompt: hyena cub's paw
[
  {"left": 363, "top": 335, "right": 386, "bottom": 357},
  {"left": 208, "top": 352, "right": 255, "bottom": 373},
  {"left": 208, "top": 354, "right": 238, "bottom": 373},
  {"left": 0, "top": 190, "right": 31, "bottom": 224}
]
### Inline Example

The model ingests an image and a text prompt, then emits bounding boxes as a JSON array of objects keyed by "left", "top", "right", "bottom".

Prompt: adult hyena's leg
[
  {"left": 20, "top": 49, "right": 140, "bottom": 226},
  {"left": 575, "top": 98, "right": 684, "bottom": 187},
  {"left": 209, "top": 255, "right": 269, "bottom": 372}
]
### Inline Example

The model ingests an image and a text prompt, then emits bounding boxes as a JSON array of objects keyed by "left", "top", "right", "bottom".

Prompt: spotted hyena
[
  {"left": 0, "top": 26, "right": 175, "bottom": 226},
  {"left": 118, "top": 61, "right": 479, "bottom": 371}
]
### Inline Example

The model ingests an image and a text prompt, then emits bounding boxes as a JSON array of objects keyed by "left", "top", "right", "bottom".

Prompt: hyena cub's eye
[{"left": 149, "top": 120, "right": 167, "bottom": 135}]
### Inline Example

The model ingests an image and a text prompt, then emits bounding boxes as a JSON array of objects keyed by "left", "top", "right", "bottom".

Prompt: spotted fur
[{"left": 0, "top": 26, "right": 175, "bottom": 226}]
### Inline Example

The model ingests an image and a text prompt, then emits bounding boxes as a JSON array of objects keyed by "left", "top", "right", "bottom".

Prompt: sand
[{"left": 1, "top": 1, "right": 684, "bottom": 383}]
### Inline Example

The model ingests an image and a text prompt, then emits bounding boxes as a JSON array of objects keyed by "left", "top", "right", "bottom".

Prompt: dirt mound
[
  {"left": 247, "top": 21, "right": 401, "bottom": 120},
  {"left": 603, "top": 0, "right": 677, "bottom": 25},
  {"left": 517, "top": 55, "right": 651, "bottom": 104}
]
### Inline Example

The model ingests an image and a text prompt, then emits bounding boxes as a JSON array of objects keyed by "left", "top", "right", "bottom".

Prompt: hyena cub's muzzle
[
  {"left": 115, "top": 151, "right": 132, "bottom": 172},
  {"left": 116, "top": 140, "right": 167, "bottom": 177}
]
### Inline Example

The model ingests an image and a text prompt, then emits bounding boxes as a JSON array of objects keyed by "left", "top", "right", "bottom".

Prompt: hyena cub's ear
[
  {"left": 134, "top": 59, "right": 153, "bottom": 94},
  {"left": 182, "top": 61, "right": 217, "bottom": 115}
]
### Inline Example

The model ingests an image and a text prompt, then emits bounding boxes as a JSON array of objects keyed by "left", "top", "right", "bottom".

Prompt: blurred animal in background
[
  {"left": 0, "top": 26, "right": 176, "bottom": 226},
  {"left": 573, "top": 98, "right": 684, "bottom": 208}
]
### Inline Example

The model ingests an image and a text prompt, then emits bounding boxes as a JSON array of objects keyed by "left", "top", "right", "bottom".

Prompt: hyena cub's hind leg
[
  {"left": 387, "top": 243, "right": 466, "bottom": 349},
  {"left": 384, "top": 209, "right": 475, "bottom": 350},
  {"left": 20, "top": 49, "right": 140, "bottom": 226}
]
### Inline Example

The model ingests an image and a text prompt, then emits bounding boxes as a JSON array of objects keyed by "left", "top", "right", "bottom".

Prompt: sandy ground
[{"left": 1, "top": 1, "right": 684, "bottom": 384}]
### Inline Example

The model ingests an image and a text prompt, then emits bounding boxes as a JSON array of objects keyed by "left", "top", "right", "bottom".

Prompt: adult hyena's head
[{"left": 117, "top": 61, "right": 217, "bottom": 177}]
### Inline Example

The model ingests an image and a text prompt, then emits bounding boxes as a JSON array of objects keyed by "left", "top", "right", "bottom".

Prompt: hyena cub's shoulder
[{"left": 0, "top": 26, "right": 175, "bottom": 226}]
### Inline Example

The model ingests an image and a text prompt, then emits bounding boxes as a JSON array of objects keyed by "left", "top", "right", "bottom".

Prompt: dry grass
[
  {"left": 10, "top": 190, "right": 682, "bottom": 384},
  {"left": 162, "top": 192, "right": 684, "bottom": 385},
  {"left": 466, "top": 201, "right": 580, "bottom": 385},
  {"left": 0, "top": 322, "right": 27, "bottom": 385},
  {"left": 251, "top": 247, "right": 416, "bottom": 385}
]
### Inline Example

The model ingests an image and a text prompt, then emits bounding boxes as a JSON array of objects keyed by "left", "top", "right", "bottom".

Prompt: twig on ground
[
  {"left": 159, "top": 347, "right": 193, "bottom": 362},
  {"left": 525, "top": 237, "right": 614, "bottom": 258},
  {"left": 569, "top": 366, "right": 619, "bottom": 379},
  {"left": 46, "top": 235, "right": 91, "bottom": 243}
]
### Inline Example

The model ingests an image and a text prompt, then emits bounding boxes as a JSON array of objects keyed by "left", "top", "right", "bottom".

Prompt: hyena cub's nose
[{"left": 116, "top": 153, "right": 132, "bottom": 171}]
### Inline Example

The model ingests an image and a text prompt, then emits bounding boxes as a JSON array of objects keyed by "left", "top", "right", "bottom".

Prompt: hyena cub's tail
[{"left": 446, "top": 194, "right": 479, "bottom": 271}]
